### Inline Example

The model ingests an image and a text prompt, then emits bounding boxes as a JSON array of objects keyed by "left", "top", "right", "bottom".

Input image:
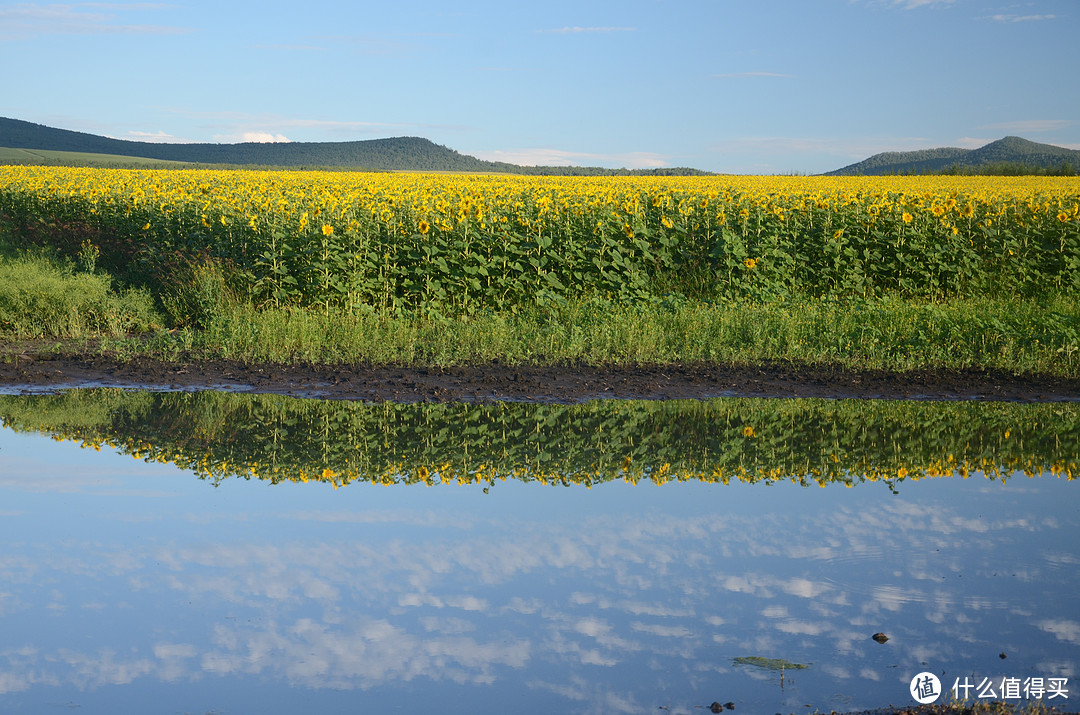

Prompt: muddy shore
[{"left": 2, "top": 351, "right": 1078, "bottom": 403}]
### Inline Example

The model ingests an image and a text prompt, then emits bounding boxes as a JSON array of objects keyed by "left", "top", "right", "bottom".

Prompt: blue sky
[{"left": 1, "top": 0, "right": 1077, "bottom": 174}]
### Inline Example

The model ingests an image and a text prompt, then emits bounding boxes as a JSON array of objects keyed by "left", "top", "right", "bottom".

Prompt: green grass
[
  {"left": 2, "top": 225, "right": 1077, "bottom": 375},
  {"left": 89, "top": 293, "right": 1079, "bottom": 376},
  {"left": 0, "top": 249, "right": 161, "bottom": 339}
]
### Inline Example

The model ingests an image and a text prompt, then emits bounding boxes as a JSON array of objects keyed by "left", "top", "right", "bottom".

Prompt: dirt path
[{"left": 2, "top": 352, "right": 1078, "bottom": 402}]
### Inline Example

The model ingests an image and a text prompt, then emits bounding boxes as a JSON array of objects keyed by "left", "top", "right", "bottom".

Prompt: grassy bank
[
  {"left": 127, "top": 294, "right": 1078, "bottom": 374},
  {"left": 1, "top": 243, "right": 1078, "bottom": 375},
  {"left": 0, "top": 249, "right": 159, "bottom": 339}
]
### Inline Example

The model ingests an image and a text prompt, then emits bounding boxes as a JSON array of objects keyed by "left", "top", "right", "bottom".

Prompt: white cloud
[
  {"left": 873, "top": 0, "right": 955, "bottom": 8},
  {"left": 978, "top": 120, "right": 1074, "bottom": 134},
  {"left": 711, "top": 135, "right": 942, "bottom": 159},
  {"left": 955, "top": 136, "right": 994, "bottom": 148},
  {"left": 712, "top": 72, "right": 794, "bottom": 79},
  {"left": 0, "top": 3, "right": 190, "bottom": 38},
  {"left": 470, "top": 148, "right": 670, "bottom": 169},
  {"left": 119, "top": 129, "right": 193, "bottom": 143},
  {"left": 159, "top": 109, "right": 471, "bottom": 142},
  {"left": 239, "top": 132, "right": 291, "bottom": 143},
  {"left": 988, "top": 14, "right": 1057, "bottom": 22},
  {"left": 540, "top": 26, "right": 635, "bottom": 34},
  {"left": 251, "top": 43, "right": 326, "bottom": 51}
]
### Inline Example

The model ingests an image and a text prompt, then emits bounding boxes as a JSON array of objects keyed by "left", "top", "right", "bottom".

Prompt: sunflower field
[{"left": 1, "top": 166, "right": 1078, "bottom": 313}]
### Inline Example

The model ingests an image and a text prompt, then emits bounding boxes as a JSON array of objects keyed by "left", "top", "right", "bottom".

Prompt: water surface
[{"left": 0, "top": 391, "right": 1076, "bottom": 714}]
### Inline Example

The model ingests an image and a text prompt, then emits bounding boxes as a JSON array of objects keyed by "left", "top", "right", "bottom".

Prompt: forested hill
[
  {"left": 0, "top": 117, "right": 511, "bottom": 170},
  {"left": 0, "top": 117, "right": 711, "bottom": 175},
  {"left": 826, "top": 136, "right": 1080, "bottom": 176}
]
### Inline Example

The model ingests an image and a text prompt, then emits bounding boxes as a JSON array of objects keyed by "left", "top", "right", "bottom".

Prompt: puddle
[{"left": 0, "top": 390, "right": 1076, "bottom": 714}]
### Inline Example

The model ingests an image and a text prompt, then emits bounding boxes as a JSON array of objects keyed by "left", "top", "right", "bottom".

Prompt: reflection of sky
[{"left": 1, "top": 422, "right": 1078, "bottom": 715}]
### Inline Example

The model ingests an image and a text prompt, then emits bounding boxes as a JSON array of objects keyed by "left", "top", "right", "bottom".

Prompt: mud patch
[{"left": 1, "top": 352, "right": 1077, "bottom": 403}]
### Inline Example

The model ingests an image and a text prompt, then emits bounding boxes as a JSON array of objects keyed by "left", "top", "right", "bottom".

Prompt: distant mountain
[
  {"left": 0, "top": 117, "right": 711, "bottom": 175},
  {"left": 826, "top": 136, "right": 1080, "bottom": 176},
  {"left": 0, "top": 117, "right": 515, "bottom": 171}
]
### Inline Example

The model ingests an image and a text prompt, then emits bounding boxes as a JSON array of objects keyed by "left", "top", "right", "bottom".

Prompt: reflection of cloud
[
  {"left": 869, "top": 585, "right": 923, "bottom": 612},
  {"left": 528, "top": 675, "right": 643, "bottom": 715},
  {"left": 783, "top": 577, "right": 830, "bottom": 598},
  {"left": 2, "top": 475, "right": 1077, "bottom": 704},
  {"left": 419, "top": 616, "right": 475, "bottom": 634},
  {"left": 630, "top": 622, "right": 693, "bottom": 638},
  {"left": 574, "top": 617, "right": 611, "bottom": 638},
  {"left": 198, "top": 617, "right": 530, "bottom": 688},
  {"left": 775, "top": 619, "right": 825, "bottom": 636},
  {"left": 1033, "top": 660, "right": 1076, "bottom": 679},
  {"left": 58, "top": 648, "right": 155, "bottom": 688},
  {"left": 1037, "top": 619, "right": 1080, "bottom": 646}
]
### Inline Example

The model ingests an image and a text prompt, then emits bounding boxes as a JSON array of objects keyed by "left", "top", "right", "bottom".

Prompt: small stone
[
  {"left": 1000, "top": 651, "right": 1007, "bottom": 659},
  {"left": 724, "top": 702, "right": 735, "bottom": 710},
  {"left": 872, "top": 632, "right": 889, "bottom": 643},
  {"left": 711, "top": 703, "right": 723, "bottom": 713}
]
